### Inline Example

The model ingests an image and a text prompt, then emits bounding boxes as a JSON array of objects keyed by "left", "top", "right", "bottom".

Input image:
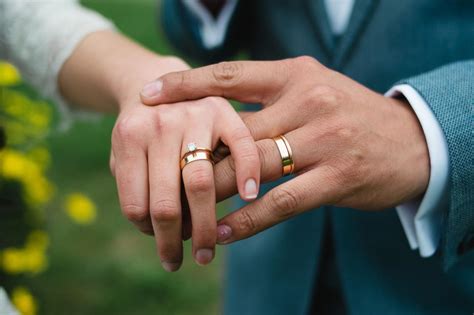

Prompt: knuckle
[
  {"left": 270, "top": 188, "right": 300, "bottom": 218},
  {"left": 333, "top": 123, "right": 360, "bottom": 143},
  {"left": 293, "top": 55, "right": 321, "bottom": 69},
  {"left": 344, "top": 149, "right": 367, "bottom": 182},
  {"left": 152, "top": 106, "right": 178, "bottom": 133},
  {"left": 336, "top": 126, "right": 356, "bottom": 141},
  {"left": 182, "top": 102, "right": 208, "bottom": 118},
  {"left": 202, "top": 96, "right": 224, "bottom": 109},
  {"left": 237, "top": 210, "right": 257, "bottom": 234},
  {"left": 306, "top": 85, "right": 340, "bottom": 108},
  {"left": 114, "top": 116, "right": 142, "bottom": 141},
  {"left": 212, "top": 61, "right": 243, "bottom": 87},
  {"left": 186, "top": 168, "right": 214, "bottom": 194},
  {"left": 150, "top": 199, "right": 180, "bottom": 222},
  {"left": 319, "top": 118, "right": 354, "bottom": 143},
  {"left": 122, "top": 204, "right": 148, "bottom": 222}
]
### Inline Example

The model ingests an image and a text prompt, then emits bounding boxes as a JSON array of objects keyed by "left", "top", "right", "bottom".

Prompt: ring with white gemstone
[{"left": 180, "top": 143, "right": 214, "bottom": 170}]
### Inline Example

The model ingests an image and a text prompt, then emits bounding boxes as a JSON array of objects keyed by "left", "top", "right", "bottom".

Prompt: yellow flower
[
  {"left": 24, "top": 176, "right": 55, "bottom": 208},
  {"left": 27, "top": 147, "right": 51, "bottom": 171},
  {"left": 65, "top": 193, "right": 97, "bottom": 225},
  {"left": 0, "top": 231, "right": 49, "bottom": 275},
  {"left": 1, "top": 89, "right": 52, "bottom": 146},
  {"left": 26, "top": 230, "right": 49, "bottom": 250},
  {"left": 0, "top": 149, "right": 55, "bottom": 208},
  {"left": 23, "top": 248, "right": 48, "bottom": 274},
  {"left": 0, "top": 61, "right": 21, "bottom": 86},
  {"left": 1, "top": 248, "right": 25, "bottom": 274},
  {"left": 11, "top": 287, "right": 37, "bottom": 315},
  {"left": 24, "top": 231, "right": 49, "bottom": 274},
  {"left": 0, "top": 149, "right": 30, "bottom": 180}
]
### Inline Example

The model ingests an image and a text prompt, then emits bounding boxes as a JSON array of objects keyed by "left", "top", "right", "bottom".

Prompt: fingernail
[
  {"left": 244, "top": 178, "right": 258, "bottom": 200},
  {"left": 217, "top": 224, "right": 232, "bottom": 243},
  {"left": 141, "top": 80, "right": 163, "bottom": 98},
  {"left": 161, "top": 261, "right": 181, "bottom": 272},
  {"left": 195, "top": 249, "right": 214, "bottom": 266}
]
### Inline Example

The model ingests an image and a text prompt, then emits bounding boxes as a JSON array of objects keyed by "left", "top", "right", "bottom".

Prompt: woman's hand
[
  {"left": 58, "top": 30, "right": 260, "bottom": 270},
  {"left": 110, "top": 96, "right": 260, "bottom": 271},
  {"left": 140, "top": 56, "right": 430, "bottom": 244}
]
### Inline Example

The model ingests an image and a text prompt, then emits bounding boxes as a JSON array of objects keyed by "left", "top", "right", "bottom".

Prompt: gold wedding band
[
  {"left": 273, "top": 135, "right": 295, "bottom": 176},
  {"left": 180, "top": 142, "right": 214, "bottom": 170}
]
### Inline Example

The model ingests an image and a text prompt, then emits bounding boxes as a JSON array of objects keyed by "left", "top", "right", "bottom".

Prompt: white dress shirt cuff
[
  {"left": 386, "top": 84, "right": 450, "bottom": 257},
  {"left": 182, "top": 0, "right": 238, "bottom": 49}
]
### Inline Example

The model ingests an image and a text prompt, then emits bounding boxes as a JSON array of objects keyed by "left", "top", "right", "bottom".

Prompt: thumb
[{"left": 140, "top": 60, "right": 290, "bottom": 106}]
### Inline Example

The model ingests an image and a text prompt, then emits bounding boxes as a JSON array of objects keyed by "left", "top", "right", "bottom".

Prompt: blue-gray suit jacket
[{"left": 161, "top": 0, "right": 474, "bottom": 314}]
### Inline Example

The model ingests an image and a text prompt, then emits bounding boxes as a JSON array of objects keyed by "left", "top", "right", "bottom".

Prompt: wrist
[
  {"left": 116, "top": 56, "right": 189, "bottom": 112},
  {"left": 389, "top": 96, "right": 430, "bottom": 200},
  {"left": 59, "top": 30, "right": 189, "bottom": 113}
]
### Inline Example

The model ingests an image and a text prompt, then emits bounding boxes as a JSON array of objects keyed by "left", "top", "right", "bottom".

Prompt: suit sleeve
[
  {"left": 400, "top": 60, "right": 474, "bottom": 270},
  {"left": 160, "top": 0, "right": 252, "bottom": 64}
]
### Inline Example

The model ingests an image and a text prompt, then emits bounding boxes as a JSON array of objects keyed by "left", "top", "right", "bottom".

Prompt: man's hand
[{"left": 141, "top": 56, "right": 431, "bottom": 244}]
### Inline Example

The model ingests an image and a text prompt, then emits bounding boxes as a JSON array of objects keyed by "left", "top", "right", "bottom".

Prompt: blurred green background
[{"left": 33, "top": 1, "right": 224, "bottom": 314}]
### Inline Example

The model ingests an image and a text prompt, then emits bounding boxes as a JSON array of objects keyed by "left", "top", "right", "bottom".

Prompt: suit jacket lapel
[
  {"left": 332, "top": 0, "right": 379, "bottom": 69},
  {"left": 306, "top": 0, "right": 337, "bottom": 60}
]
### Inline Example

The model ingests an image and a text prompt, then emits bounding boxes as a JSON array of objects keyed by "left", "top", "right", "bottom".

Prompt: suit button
[{"left": 457, "top": 233, "right": 474, "bottom": 255}]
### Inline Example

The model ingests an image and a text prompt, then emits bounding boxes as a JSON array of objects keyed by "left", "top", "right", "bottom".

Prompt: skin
[
  {"left": 58, "top": 30, "right": 261, "bottom": 271},
  {"left": 140, "top": 56, "right": 430, "bottom": 245}
]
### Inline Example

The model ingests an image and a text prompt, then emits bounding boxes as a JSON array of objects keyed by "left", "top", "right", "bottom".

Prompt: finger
[
  {"left": 218, "top": 108, "right": 261, "bottom": 201},
  {"left": 148, "top": 138, "right": 183, "bottom": 272},
  {"left": 213, "top": 103, "right": 296, "bottom": 165},
  {"left": 216, "top": 167, "right": 339, "bottom": 244},
  {"left": 215, "top": 127, "right": 320, "bottom": 203},
  {"left": 113, "top": 139, "right": 153, "bottom": 235},
  {"left": 214, "top": 138, "right": 281, "bottom": 202},
  {"left": 140, "top": 60, "right": 290, "bottom": 106},
  {"left": 240, "top": 105, "right": 296, "bottom": 141},
  {"left": 181, "top": 139, "right": 217, "bottom": 266}
]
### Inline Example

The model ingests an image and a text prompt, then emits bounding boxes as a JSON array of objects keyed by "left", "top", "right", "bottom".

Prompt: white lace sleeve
[
  {"left": 0, "top": 288, "right": 18, "bottom": 315},
  {"left": 0, "top": 0, "right": 116, "bottom": 129}
]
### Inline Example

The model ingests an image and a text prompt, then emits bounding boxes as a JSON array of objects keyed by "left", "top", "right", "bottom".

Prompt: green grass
[{"left": 31, "top": 1, "right": 223, "bottom": 314}]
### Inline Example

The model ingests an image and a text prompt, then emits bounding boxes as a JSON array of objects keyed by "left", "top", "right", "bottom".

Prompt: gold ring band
[
  {"left": 180, "top": 143, "right": 214, "bottom": 170},
  {"left": 273, "top": 135, "right": 294, "bottom": 176},
  {"left": 180, "top": 150, "right": 214, "bottom": 170}
]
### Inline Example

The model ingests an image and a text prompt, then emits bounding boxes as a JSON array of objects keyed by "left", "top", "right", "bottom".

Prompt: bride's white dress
[{"left": 0, "top": 0, "right": 115, "bottom": 128}]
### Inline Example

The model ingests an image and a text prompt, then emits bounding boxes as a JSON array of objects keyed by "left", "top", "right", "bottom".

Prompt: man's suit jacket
[{"left": 161, "top": 1, "right": 474, "bottom": 314}]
